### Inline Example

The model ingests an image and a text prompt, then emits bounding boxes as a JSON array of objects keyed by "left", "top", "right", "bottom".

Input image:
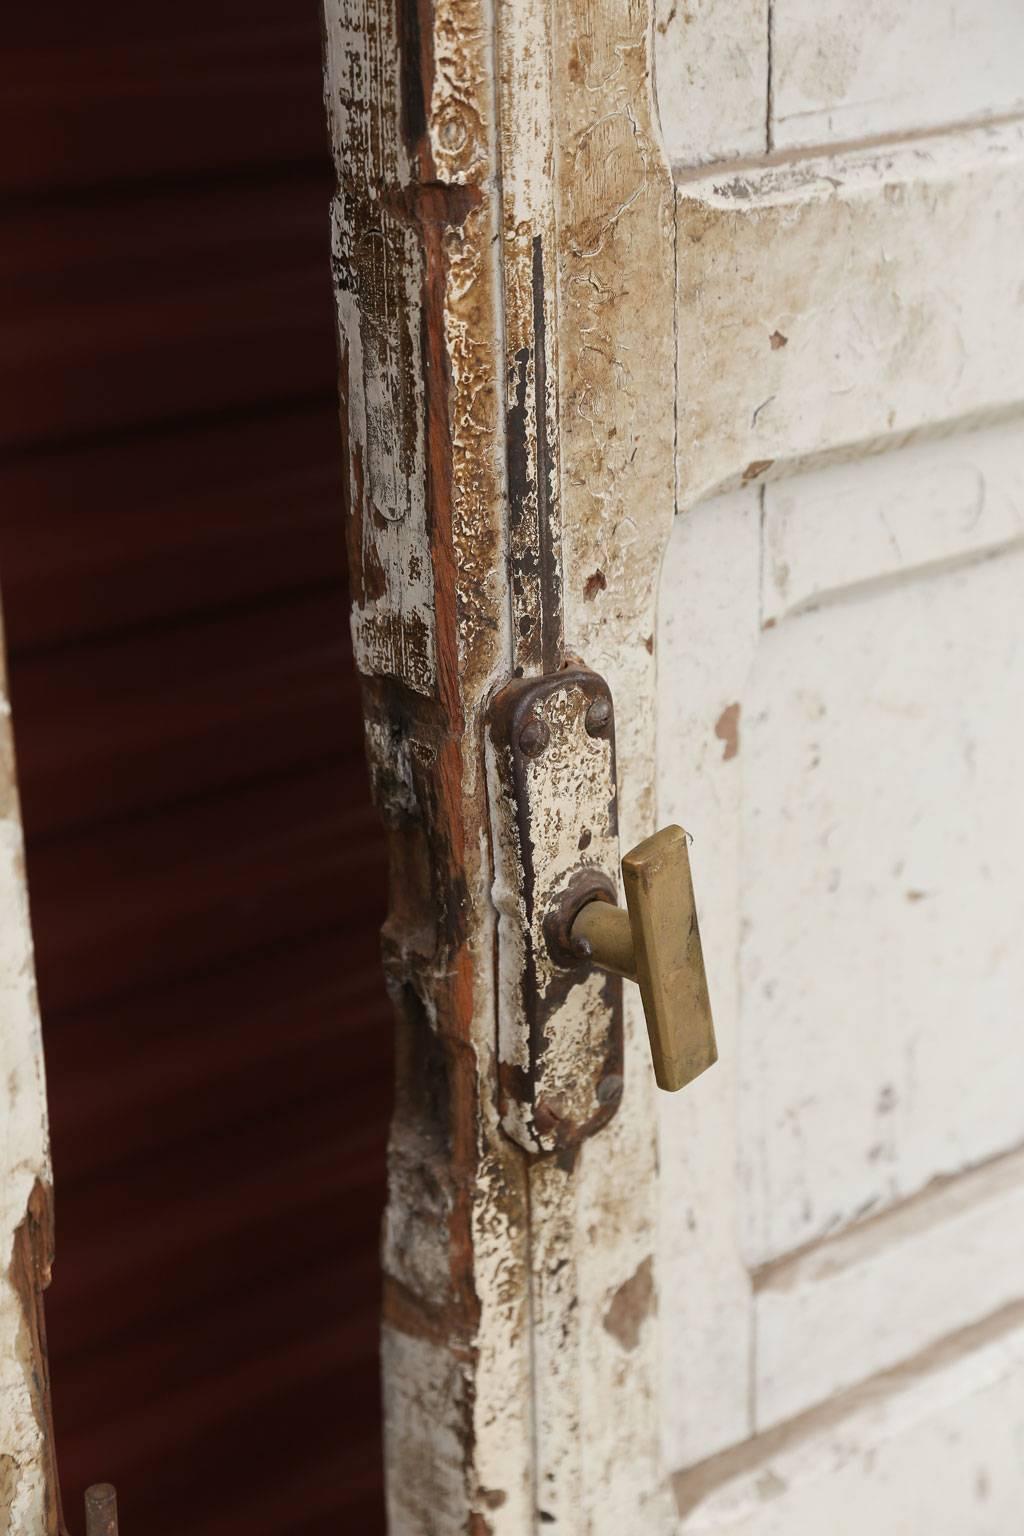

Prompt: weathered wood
[
  {"left": 0, "top": 611, "right": 61, "bottom": 1533},
  {"left": 548, "top": 0, "right": 677, "bottom": 1525},
  {"left": 673, "top": 1308, "right": 1024, "bottom": 1532},
  {"left": 772, "top": 0, "right": 1024, "bottom": 150},
  {"left": 655, "top": 1, "right": 1024, "bottom": 169},
  {"left": 655, "top": 0, "right": 768, "bottom": 168},
  {"left": 675, "top": 122, "right": 1024, "bottom": 511},
  {"left": 323, "top": 0, "right": 526, "bottom": 1528},
  {"left": 323, "top": 0, "right": 677, "bottom": 1525},
  {"left": 326, "top": 0, "right": 1024, "bottom": 1525},
  {"left": 659, "top": 416, "right": 1024, "bottom": 1480},
  {"left": 755, "top": 1143, "right": 1024, "bottom": 1431}
]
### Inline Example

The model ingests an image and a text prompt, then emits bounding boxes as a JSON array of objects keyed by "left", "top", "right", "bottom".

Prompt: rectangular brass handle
[{"left": 571, "top": 826, "right": 717, "bottom": 1092}]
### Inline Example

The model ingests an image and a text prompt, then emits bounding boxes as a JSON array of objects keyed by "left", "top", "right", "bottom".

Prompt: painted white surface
[
  {"left": 676, "top": 123, "right": 1024, "bottom": 511},
  {"left": 658, "top": 419, "right": 1024, "bottom": 1493},
  {"left": 635, "top": 3, "right": 1024, "bottom": 1523},
  {"left": 674, "top": 1310, "right": 1024, "bottom": 1533},
  {"left": 657, "top": 487, "right": 762, "bottom": 1471},
  {"left": 741, "top": 532, "right": 1024, "bottom": 1263},
  {"left": 0, "top": 642, "right": 53, "bottom": 1531},
  {"left": 761, "top": 423, "right": 1024, "bottom": 624},
  {"left": 772, "top": 0, "right": 1024, "bottom": 150},
  {"left": 655, "top": 0, "right": 768, "bottom": 168},
  {"left": 656, "top": 0, "right": 1024, "bottom": 169},
  {"left": 755, "top": 1146, "right": 1024, "bottom": 1429}
]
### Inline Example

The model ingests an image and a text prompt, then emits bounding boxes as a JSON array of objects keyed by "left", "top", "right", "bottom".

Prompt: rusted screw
[
  {"left": 85, "top": 1484, "right": 119, "bottom": 1536},
  {"left": 518, "top": 714, "right": 550, "bottom": 757},
  {"left": 584, "top": 695, "right": 612, "bottom": 737},
  {"left": 597, "top": 1074, "right": 624, "bottom": 1105}
]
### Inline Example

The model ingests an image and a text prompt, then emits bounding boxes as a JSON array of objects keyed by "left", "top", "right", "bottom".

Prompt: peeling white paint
[{"left": 0, "top": 618, "right": 54, "bottom": 1534}]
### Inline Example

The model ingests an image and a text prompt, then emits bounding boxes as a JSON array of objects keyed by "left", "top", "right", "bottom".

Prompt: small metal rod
[
  {"left": 571, "top": 899, "right": 637, "bottom": 981},
  {"left": 85, "top": 1484, "right": 119, "bottom": 1536}
]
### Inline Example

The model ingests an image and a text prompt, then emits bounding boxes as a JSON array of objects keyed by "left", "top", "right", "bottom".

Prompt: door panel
[
  {"left": 655, "top": 2, "right": 1024, "bottom": 1511},
  {"left": 672, "top": 1311, "right": 1024, "bottom": 1531},
  {"left": 655, "top": 1, "right": 1024, "bottom": 170},
  {"left": 674, "top": 123, "right": 1024, "bottom": 511},
  {"left": 659, "top": 429, "right": 1024, "bottom": 1472},
  {"left": 655, "top": 0, "right": 768, "bottom": 168},
  {"left": 772, "top": 1, "right": 1024, "bottom": 150},
  {"left": 323, "top": 0, "right": 1024, "bottom": 1522}
]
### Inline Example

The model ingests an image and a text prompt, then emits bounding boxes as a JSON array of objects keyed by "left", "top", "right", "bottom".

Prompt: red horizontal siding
[
  {"left": 0, "top": 5, "right": 389, "bottom": 1533},
  {"left": 0, "top": 407, "right": 344, "bottom": 651},
  {"left": 1, "top": 175, "right": 337, "bottom": 450},
  {"left": 2, "top": 4, "right": 328, "bottom": 193}
]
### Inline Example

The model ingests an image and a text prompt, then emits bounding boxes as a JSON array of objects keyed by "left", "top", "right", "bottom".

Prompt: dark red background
[{"left": 1, "top": 6, "right": 389, "bottom": 1533}]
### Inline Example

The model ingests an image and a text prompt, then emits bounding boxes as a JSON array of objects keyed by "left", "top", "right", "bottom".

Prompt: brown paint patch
[
  {"left": 742, "top": 458, "right": 774, "bottom": 483},
  {"left": 769, "top": 330, "right": 788, "bottom": 350},
  {"left": 583, "top": 569, "right": 606, "bottom": 601},
  {"left": 714, "top": 702, "right": 741, "bottom": 761},
  {"left": 602, "top": 1256, "right": 654, "bottom": 1351},
  {"left": 8, "top": 1180, "right": 63, "bottom": 1535}
]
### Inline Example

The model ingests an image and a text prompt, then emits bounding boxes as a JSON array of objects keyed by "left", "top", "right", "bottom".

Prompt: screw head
[
  {"left": 584, "top": 695, "right": 613, "bottom": 737},
  {"left": 518, "top": 713, "right": 550, "bottom": 757},
  {"left": 596, "top": 1074, "right": 624, "bottom": 1106}
]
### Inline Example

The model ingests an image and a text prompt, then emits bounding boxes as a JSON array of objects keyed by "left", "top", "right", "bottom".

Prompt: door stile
[
  {"left": 492, "top": 0, "right": 680, "bottom": 1529},
  {"left": 323, "top": 1, "right": 536, "bottom": 1527},
  {"left": 537, "top": 2, "right": 678, "bottom": 1528},
  {"left": 322, "top": 0, "right": 677, "bottom": 1527}
]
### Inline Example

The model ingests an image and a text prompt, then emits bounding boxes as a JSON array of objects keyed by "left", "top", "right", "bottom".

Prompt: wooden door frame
[
  {"left": 0, "top": 612, "right": 63, "bottom": 1535},
  {"left": 322, "top": 0, "right": 674, "bottom": 1525}
]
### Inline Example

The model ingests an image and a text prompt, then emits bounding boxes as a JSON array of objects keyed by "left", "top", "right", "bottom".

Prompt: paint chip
[
  {"left": 769, "top": 330, "right": 788, "bottom": 350},
  {"left": 583, "top": 569, "right": 607, "bottom": 601},
  {"left": 603, "top": 1257, "right": 654, "bottom": 1351},
  {"left": 743, "top": 458, "right": 774, "bottom": 483},
  {"left": 714, "top": 703, "right": 741, "bottom": 761}
]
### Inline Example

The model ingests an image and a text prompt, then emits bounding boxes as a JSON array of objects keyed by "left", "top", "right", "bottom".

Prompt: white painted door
[
  {"left": 654, "top": 5, "right": 1024, "bottom": 1528},
  {"left": 324, "top": 0, "right": 1024, "bottom": 1527}
]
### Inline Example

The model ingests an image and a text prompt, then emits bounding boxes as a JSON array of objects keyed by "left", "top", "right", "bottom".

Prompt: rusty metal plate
[{"left": 487, "top": 663, "right": 623, "bottom": 1159}]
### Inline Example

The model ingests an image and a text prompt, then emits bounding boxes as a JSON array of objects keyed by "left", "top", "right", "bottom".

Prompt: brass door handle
[{"left": 569, "top": 826, "right": 717, "bottom": 1093}]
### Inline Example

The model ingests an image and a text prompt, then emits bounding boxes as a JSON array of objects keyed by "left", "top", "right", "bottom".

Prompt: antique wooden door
[
  {"left": 322, "top": 0, "right": 1024, "bottom": 1528},
  {"left": 323, "top": 0, "right": 1024, "bottom": 1530},
  {"left": 2, "top": 3, "right": 1022, "bottom": 1532}
]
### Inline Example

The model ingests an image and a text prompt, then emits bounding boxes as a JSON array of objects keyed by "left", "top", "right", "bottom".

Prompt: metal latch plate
[{"left": 487, "top": 663, "right": 623, "bottom": 1158}]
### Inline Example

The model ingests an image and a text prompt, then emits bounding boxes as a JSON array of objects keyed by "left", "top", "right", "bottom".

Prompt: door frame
[{"left": 323, "top": 0, "right": 674, "bottom": 1526}]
